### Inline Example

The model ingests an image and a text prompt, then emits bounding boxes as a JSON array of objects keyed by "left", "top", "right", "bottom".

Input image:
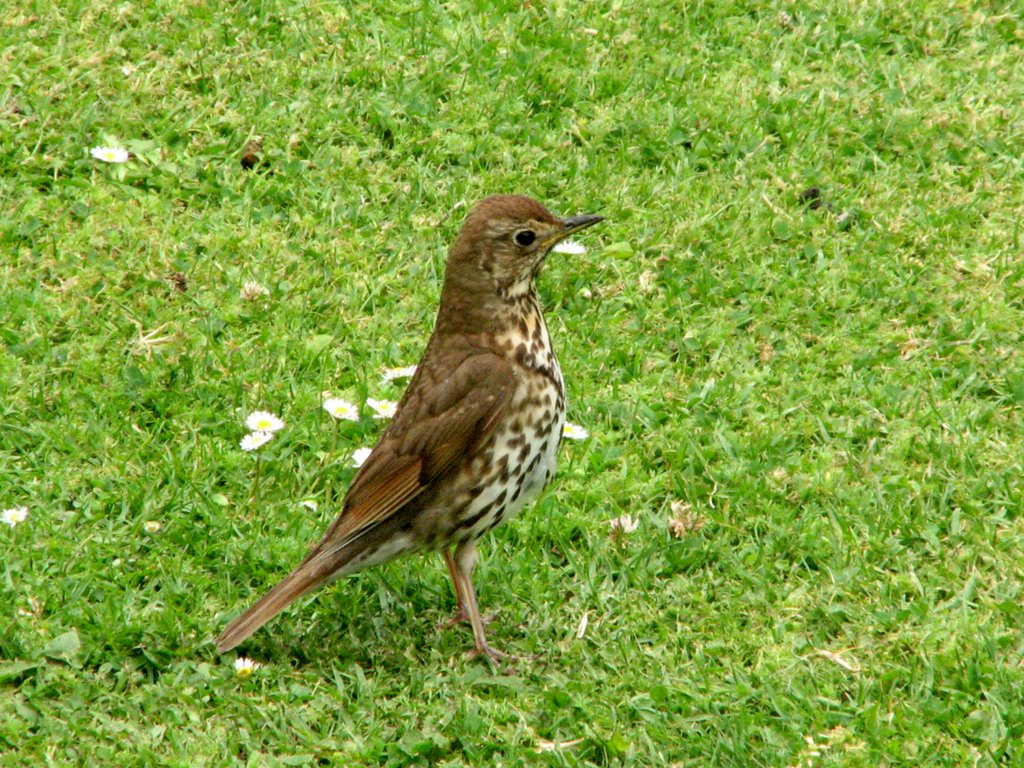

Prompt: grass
[{"left": 2, "top": 0, "right": 1024, "bottom": 765}]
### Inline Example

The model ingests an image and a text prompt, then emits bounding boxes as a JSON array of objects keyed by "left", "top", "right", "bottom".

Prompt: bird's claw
[{"left": 466, "top": 641, "right": 512, "bottom": 664}]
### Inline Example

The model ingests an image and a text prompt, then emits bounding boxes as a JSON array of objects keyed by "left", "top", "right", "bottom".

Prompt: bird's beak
[{"left": 546, "top": 214, "right": 604, "bottom": 247}]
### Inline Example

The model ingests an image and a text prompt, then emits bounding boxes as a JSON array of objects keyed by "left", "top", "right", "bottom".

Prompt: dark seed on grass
[
  {"left": 240, "top": 139, "right": 264, "bottom": 170},
  {"left": 799, "top": 186, "right": 825, "bottom": 210},
  {"left": 168, "top": 272, "right": 187, "bottom": 293}
]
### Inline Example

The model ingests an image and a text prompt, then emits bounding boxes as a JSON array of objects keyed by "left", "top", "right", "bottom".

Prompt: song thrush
[{"left": 216, "top": 195, "right": 603, "bottom": 661}]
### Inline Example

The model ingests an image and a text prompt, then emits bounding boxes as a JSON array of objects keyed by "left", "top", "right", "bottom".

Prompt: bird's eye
[{"left": 514, "top": 229, "right": 536, "bottom": 247}]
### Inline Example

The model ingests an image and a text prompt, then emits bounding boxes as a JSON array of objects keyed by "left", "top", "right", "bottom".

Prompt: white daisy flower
[
  {"left": 1, "top": 506, "right": 29, "bottom": 528},
  {"left": 366, "top": 398, "right": 398, "bottom": 420},
  {"left": 299, "top": 500, "right": 318, "bottom": 512},
  {"left": 351, "top": 447, "right": 372, "bottom": 468},
  {"left": 143, "top": 521, "right": 162, "bottom": 533},
  {"left": 562, "top": 422, "right": 589, "bottom": 440},
  {"left": 90, "top": 146, "right": 129, "bottom": 163},
  {"left": 382, "top": 365, "right": 417, "bottom": 382},
  {"left": 240, "top": 281, "right": 270, "bottom": 301},
  {"left": 240, "top": 431, "right": 274, "bottom": 451},
  {"left": 245, "top": 411, "right": 284, "bottom": 433},
  {"left": 552, "top": 239, "right": 586, "bottom": 255},
  {"left": 234, "top": 657, "right": 263, "bottom": 677},
  {"left": 322, "top": 398, "right": 359, "bottom": 421}
]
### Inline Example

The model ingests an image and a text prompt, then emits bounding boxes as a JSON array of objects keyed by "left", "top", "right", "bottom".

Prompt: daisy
[
  {"left": 552, "top": 239, "right": 586, "bottom": 255},
  {"left": 366, "top": 398, "right": 398, "bottom": 420},
  {"left": 351, "top": 447, "right": 372, "bottom": 468},
  {"left": 245, "top": 411, "right": 284, "bottom": 433},
  {"left": 240, "top": 431, "right": 274, "bottom": 451},
  {"left": 240, "top": 281, "right": 270, "bottom": 301},
  {"left": 234, "top": 657, "right": 263, "bottom": 677},
  {"left": 90, "top": 146, "right": 129, "bottom": 163},
  {"left": 322, "top": 397, "right": 359, "bottom": 421},
  {"left": 562, "top": 422, "right": 589, "bottom": 440},
  {"left": 382, "top": 365, "right": 417, "bottom": 382},
  {"left": 1, "top": 506, "right": 28, "bottom": 528},
  {"left": 143, "top": 521, "right": 162, "bottom": 533}
]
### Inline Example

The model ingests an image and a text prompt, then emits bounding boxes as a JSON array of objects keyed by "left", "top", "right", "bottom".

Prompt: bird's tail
[
  {"left": 216, "top": 558, "right": 335, "bottom": 652},
  {"left": 216, "top": 514, "right": 413, "bottom": 652}
]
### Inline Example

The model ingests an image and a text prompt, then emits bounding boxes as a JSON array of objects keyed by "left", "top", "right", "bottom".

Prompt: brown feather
[
  {"left": 215, "top": 565, "right": 332, "bottom": 652},
  {"left": 215, "top": 349, "right": 515, "bottom": 651}
]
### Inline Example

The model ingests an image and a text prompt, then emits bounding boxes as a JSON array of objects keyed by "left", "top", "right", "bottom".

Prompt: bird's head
[{"left": 443, "top": 195, "right": 603, "bottom": 306}]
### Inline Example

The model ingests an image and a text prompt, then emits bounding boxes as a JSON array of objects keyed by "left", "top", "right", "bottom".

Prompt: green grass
[{"left": 3, "top": 0, "right": 1024, "bottom": 764}]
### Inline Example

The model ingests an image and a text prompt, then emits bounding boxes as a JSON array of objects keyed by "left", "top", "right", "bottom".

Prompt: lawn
[{"left": 2, "top": 1, "right": 1024, "bottom": 765}]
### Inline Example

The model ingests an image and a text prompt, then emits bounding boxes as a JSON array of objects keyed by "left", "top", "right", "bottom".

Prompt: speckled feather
[{"left": 216, "top": 195, "right": 601, "bottom": 657}]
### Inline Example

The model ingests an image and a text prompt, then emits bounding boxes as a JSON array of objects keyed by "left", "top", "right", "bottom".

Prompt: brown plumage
[{"left": 216, "top": 195, "right": 603, "bottom": 660}]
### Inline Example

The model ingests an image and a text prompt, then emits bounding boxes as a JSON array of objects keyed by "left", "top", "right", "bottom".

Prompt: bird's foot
[
  {"left": 436, "top": 608, "right": 468, "bottom": 631},
  {"left": 466, "top": 640, "right": 512, "bottom": 664},
  {"left": 437, "top": 609, "right": 498, "bottom": 632}
]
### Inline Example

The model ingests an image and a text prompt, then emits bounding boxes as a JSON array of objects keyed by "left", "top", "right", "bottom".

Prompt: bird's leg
[
  {"left": 438, "top": 548, "right": 470, "bottom": 628},
  {"left": 439, "top": 547, "right": 498, "bottom": 630},
  {"left": 448, "top": 541, "right": 508, "bottom": 662}
]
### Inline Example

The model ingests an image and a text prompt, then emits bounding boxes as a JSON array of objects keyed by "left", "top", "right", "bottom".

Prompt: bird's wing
[
  {"left": 215, "top": 349, "right": 515, "bottom": 652},
  {"left": 307, "top": 348, "right": 516, "bottom": 558}
]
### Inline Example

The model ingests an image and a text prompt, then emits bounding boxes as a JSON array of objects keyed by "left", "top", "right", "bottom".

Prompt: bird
[{"left": 216, "top": 194, "right": 603, "bottom": 661}]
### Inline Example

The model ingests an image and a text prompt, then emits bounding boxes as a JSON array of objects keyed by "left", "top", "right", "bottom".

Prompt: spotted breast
[{"left": 442, "top": 292, "right": 566, "bottom": 545}]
